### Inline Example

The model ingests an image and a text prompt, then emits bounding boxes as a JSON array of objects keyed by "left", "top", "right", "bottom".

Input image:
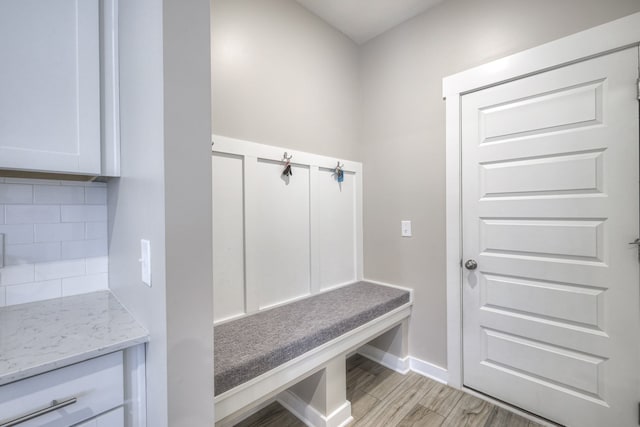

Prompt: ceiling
[{"left": 295, "top": 0, "right": 444, "bottom": 44}]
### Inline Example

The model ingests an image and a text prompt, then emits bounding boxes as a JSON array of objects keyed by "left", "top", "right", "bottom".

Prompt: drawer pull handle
[{"left": 0, "top": 397, "right": 77, "bottom": 426}]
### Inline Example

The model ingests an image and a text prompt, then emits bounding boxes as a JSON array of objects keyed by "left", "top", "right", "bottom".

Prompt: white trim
[
  {"left": 214, "top": 303, "right": 411, "bottom": 422},
  {"left": 355, "top": 343, "right": 450, "bottom": 385},
  {"left": 123, "top": 344, "right": 146, "bottom": 427},
  {"left": 212, "top": 134, "right": 362, "bottom": 173},
  {"left": 444, "top": 91, "right": 463, "bottom": 388},
  {"left": 100, "top": 0, "right": 120, "bottom": 176},
  {"left": 409, "top": 356, "right": 449, "bottom": 385},
  {"left": 357, "top": 344, "right": 410, "bottom": 374},
  {"left": 76, "top": 0, "right": 101, "bottom": 174},
  {"left": 242, "top": 154, "right": 260, "bottom": 314},
  {"left": 278, "top": 391, "right": 353, "bottom": 427},
  {"left": 355, "top": 167, "right": 364, "bottom": 281},
  {"left": 443, "top": 12, "right": 640, "bottom": 390},
  {"left": 443, "top": 12, "right": 640, "bottom": 97},
  {"left": 309, "top": 165, "right": 321, "bottom": 294}
]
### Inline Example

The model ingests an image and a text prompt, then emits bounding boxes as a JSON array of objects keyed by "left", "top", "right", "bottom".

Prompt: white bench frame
[{"left": 215, "top": 299, "right": 412, "bottom": 426}]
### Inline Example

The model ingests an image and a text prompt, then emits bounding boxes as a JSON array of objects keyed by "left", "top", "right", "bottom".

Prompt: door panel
[
  {"left": 480, "top": 79, "right": 603, "bottom": 142},
  {"left": 480, "top": 274, "right": 604, "bottom": 329},
  {"left": 481, "top": 328, "right": 605, "bottom": 397},
  {"left": 462, "top": 48, "right": 640, "bottom": 426},
  {"left": 480, "top": 219, "right": 604, "bottom": 260},
  {"left": 480, "top": 150, "right": 604, "bottom": 197}
]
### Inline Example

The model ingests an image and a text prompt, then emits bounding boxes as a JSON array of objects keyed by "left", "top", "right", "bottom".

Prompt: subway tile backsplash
[
  {"left": 5, "top": 242, "right": 61, "bottom": 265},
  {"left": 35, "top": 223, "right": 85, "bottom": 242},
  {"left": 0, "top": 179, "right": 108, "bottom": 306},
  {"left": 33, "top": 184, "right": 85, "bottom": 204},
  {"left": 6, "top": 204, "right": 61, "bottom": 224}
]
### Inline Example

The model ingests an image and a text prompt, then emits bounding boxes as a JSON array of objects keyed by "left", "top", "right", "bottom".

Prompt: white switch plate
[
  {"left": 140, "top": 239, "right": 151, "bottom": 287},
  {"left": 401, "top": 220, "right": 412, "bottom": 237}
]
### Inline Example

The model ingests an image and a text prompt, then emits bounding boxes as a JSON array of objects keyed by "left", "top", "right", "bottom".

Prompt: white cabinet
[
  {"left": 0, "top": 352, "right": 124, "bottom": 427},
  {"left": 75, "top": 407, "right": 124, "bottom": 427},
  {"left": 0, "top": 0, "right": 119, "bottom": 176}
]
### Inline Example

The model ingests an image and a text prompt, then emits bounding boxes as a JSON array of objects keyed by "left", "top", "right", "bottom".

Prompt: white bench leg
[{"left": 278, "top": 355, "right": 353, "bottom": 427}]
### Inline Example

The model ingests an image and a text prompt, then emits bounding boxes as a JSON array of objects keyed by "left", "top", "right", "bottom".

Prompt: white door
[{"left": 462, "top": 47, "right": 640, "bottom": 426}]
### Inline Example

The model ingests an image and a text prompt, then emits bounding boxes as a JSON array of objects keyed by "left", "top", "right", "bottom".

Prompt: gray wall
[
  {"left": 360, "top": 0, "right": 640, "bottom": 368},
  {"left": 110, "top": 0, "right": 168, "bottom": 424},
  {"left": 211, "top": 0, "right": 361, "bottom": 161},
  {"left": 109, "top": 0, "right": 213, "bottom": 425},
  {"left": 209, "top": 0, "right": 640, "bottom": 372}
]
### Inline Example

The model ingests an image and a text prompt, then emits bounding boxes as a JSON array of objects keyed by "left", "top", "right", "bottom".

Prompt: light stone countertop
[{"left": 0, "top": 290, "right": 149, "bottom": 386}]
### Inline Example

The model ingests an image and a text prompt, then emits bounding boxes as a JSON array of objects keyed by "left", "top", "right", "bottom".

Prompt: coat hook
[
  {"left": 282, "top": 152, "right": 293, "bottom": 177},
  {"left": 335, "top": 161, "right": 344, "bottom": 183}
]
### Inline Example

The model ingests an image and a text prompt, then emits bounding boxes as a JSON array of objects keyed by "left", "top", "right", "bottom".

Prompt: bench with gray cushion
[{"left": 214, "top": 281, "right": 412, "bottom": 426}]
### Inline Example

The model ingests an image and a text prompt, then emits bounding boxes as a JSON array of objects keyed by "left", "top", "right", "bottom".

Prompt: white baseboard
[
  {"left": 278, "top": 390, "right": 353, "bottom": 427},
  {"left": 409, "top": 356, "right": 448, "bottom": 384},
  {"left": 356, "top": 345, "right": 449, "bottom": 385},
  {"left": 357, "top": 344, "right": 410, "bottom": 374}
]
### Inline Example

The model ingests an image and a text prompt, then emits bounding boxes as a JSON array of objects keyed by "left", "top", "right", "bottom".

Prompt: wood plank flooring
[{"left": 234, "top": 354, "right": 544, "bottom": 427}]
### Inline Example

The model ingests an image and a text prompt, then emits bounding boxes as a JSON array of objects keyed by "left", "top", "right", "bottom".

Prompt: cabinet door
[
  {"left": 74, "top": 407, "right": 124, "bottom": 427},
  {"left": 0, "top": 0, "right": 101, "bottom": 174}
]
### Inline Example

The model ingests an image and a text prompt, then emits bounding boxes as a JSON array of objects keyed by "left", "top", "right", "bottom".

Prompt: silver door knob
[{"left": 464, "top": 259, "right": 478, "bottom": 270}]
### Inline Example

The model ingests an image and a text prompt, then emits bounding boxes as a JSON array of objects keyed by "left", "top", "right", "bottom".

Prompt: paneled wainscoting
[
  {"left": 235, "top": 354, "right": 545, "bottom": 427},
  {"left": 211, "top": 136, "right": 363, "bottom": 324}
]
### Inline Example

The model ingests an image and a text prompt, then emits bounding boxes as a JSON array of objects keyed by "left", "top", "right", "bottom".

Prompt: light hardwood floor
[{"left": 235, "top": 354, "right": 544, "bottom": 427}]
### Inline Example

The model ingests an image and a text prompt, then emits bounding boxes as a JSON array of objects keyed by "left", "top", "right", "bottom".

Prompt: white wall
[
  {"left": 0, "top": 179, "right": 108, "bottom": 306},
  {"left": 211, "top": 0, "right": 361, "bottom": 161},
  {"left": 360, "top": 0, "right": 640, "bottom": 368},
  {"left": 163, "top": 0, "right": 214, "bottom": 424},
  {"left": 109, "top": 0, "right": 213, "bottom": 425}
]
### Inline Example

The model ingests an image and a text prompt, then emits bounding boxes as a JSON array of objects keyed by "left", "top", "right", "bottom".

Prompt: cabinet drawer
[
  {"left": 0, "top": 352, "right": 123, "bottom": 427},
  {"left": 74, "top": 406, "right": 124, "bottom": 427}
]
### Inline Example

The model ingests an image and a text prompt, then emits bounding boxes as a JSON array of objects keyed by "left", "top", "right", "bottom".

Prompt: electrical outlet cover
[
  {"left": 401, "top": 220, "right": 412, "bottom": 237},
  {"left": 140, "top": 239, "right": 151, "bottom": 286}
]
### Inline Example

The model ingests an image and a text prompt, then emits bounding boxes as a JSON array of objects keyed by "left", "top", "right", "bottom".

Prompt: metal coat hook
[
  {"left": 282, "top": 152, "right": 293, "bottom": 177},
  {"left": 334, "top": 161, "right": 345, "bottom": 183}
]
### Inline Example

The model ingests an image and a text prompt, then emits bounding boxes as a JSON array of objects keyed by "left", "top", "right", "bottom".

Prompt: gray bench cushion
[{"left": 214, "top": 281, "right": 410, "bottom": 395}]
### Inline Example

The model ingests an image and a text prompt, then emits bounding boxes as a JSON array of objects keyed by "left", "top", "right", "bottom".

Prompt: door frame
[{"left": 443, "top": 12, "right": 640, "bottom": 389}]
